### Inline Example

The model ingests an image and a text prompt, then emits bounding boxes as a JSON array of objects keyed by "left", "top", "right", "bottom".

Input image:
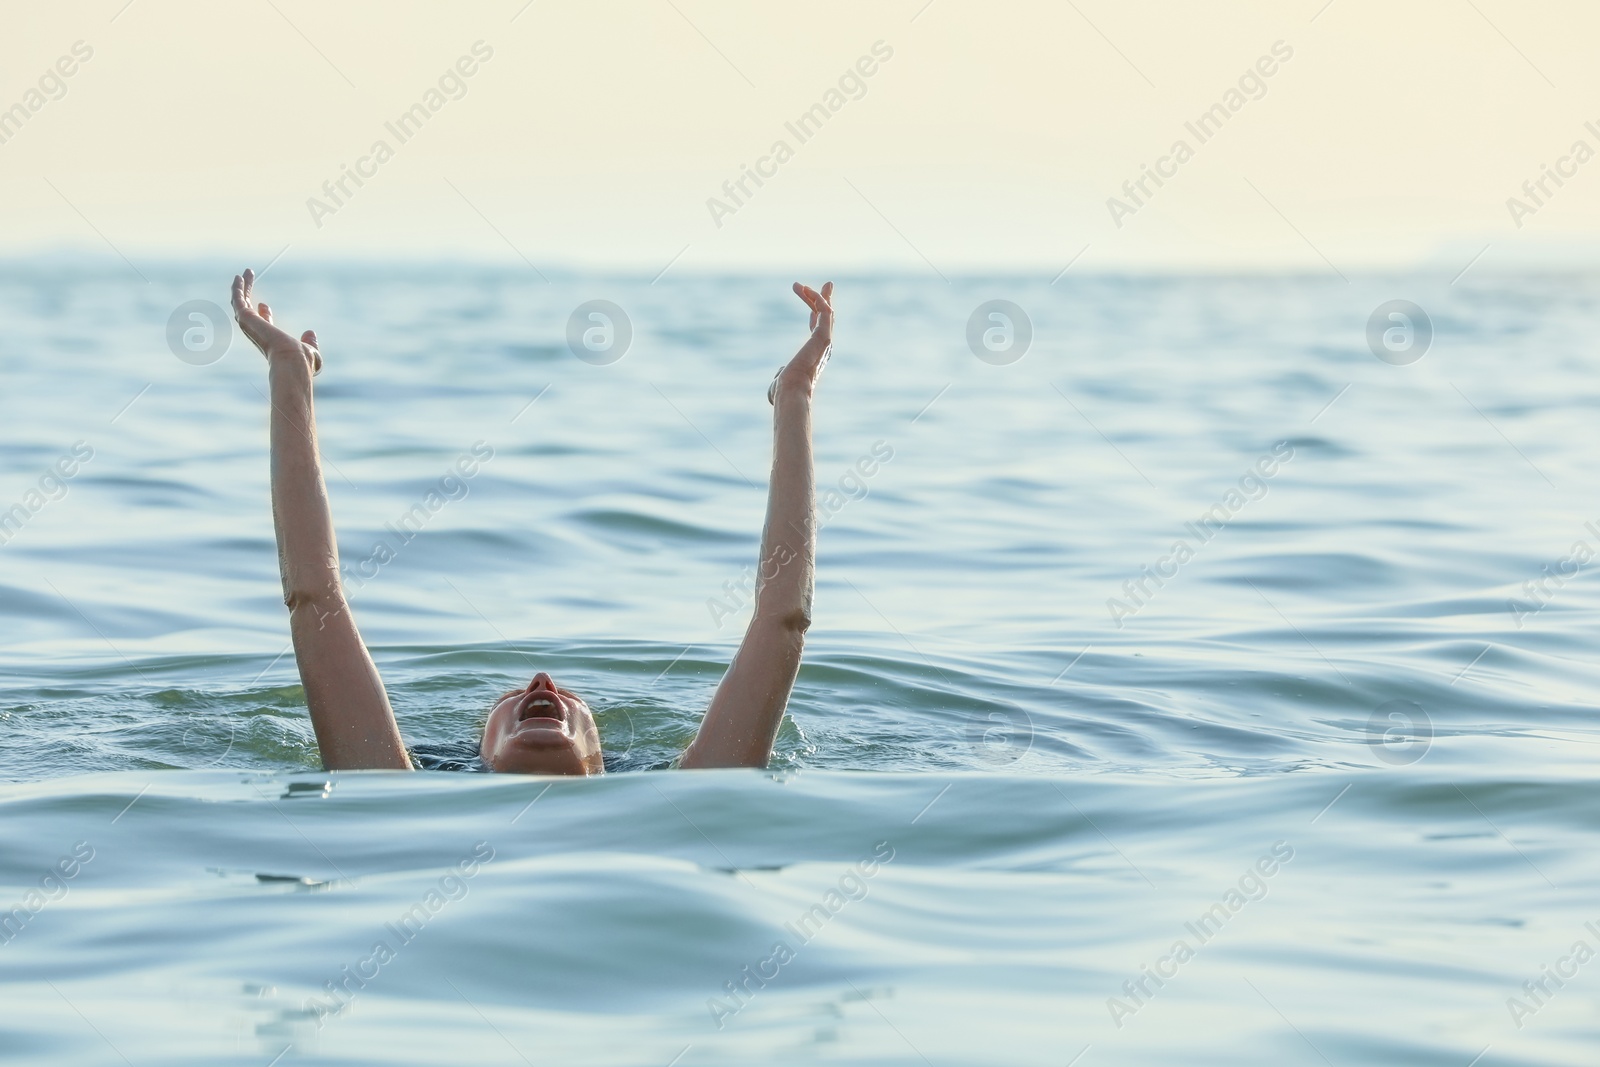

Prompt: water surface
[{"left": 1, "top": 263, "right": 1597, "bottom": 1064}]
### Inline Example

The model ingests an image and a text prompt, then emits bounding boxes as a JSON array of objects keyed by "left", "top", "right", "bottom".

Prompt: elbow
[
  {"left": 749, "top": 606, "right": 810, "bottom": 640},
  {"left": 283, "top": 585, "right": 346, "bottom": 621},
  {"left": 778, "top": 607, "right": 811, "bottom": 634}
]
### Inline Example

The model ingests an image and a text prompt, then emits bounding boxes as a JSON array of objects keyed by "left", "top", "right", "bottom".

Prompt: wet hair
[
  {"left": 408, "top": 740, "right": 488, "bottom": 773},
  {"left": 412, "top": 740, "right": 661, "bottom": 774},
  {"left": 406, "top": 690, "right": 515, "bottom": 772}
]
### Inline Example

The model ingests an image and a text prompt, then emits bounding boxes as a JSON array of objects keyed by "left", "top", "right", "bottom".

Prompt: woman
[{"left": 230, "top": 269, "right": 833, "bottom": 775}]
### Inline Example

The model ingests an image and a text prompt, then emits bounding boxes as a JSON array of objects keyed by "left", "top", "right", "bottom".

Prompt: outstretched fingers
[
  {"left": 232, "top": 269, "right": 258, "bottom": 316},
  {"left": 229, "top": 269, "right": 318, "bottom": 372},
  {"left": 792, "top": 281, "right": 828, "bottom": 313},
  {"left": 792, "top": 282, "right": 815, "bottom": 328},
  {"left": 792, "top": 281, "right": 834, "bottom": 335},
  {"left": 232, "top": 272, "right": 270, "bottom": 355},
  {"left": 770, "top": 281, "right": 835, "bottom": 403},
  {"left": 233, "top": 269, "right": 269, "bottom": 339}
]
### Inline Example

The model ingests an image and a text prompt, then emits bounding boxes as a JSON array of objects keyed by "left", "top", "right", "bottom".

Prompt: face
[{"left": 481, "top": 672, "right": 603, "bottom": 775}]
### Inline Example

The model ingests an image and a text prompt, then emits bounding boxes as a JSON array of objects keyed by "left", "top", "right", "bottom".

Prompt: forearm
[
  {"left": 753, "top": 391, "right": 816, "bottom": 629},
  {"left": 268, "top": 354, "right": 341, "bottom": 606}
]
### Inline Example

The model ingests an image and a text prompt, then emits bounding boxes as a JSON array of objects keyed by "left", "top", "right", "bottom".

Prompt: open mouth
[{"left": 516, "top": 690, "right": 569, "bottom": 727}]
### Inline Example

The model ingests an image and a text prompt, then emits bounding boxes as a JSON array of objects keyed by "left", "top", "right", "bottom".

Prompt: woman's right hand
[
  {"left": 769, "top": 281, "right": 833, "bottom": 405},
  {"left": 231, "top": 268, "right": 322, "bottom": 375}
]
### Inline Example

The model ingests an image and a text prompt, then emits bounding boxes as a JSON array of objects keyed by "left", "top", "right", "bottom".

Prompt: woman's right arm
[
  {"left": 233, "top": 270, "right": 410, "bottom": 771},
  {"left": 681, "top": 282, "right": 833, "bottom": 769}
]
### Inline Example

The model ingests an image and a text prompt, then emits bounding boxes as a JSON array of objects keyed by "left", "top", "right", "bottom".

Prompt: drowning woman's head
[{"left": 480, "top": 672, "right": 604, "bottom": 775}]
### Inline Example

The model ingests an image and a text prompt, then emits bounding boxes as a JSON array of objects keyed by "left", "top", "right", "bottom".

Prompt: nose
[{"left": 528, "top": 672, "right": 555, "bottom": 692}]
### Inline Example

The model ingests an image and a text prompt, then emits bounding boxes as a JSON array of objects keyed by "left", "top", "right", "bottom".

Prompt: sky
[{"left": 1, "top": 0, "right": 1597, "bottom": 275}]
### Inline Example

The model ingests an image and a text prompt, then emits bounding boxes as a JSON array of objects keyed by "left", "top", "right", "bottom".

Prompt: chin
[{"left": 487, "top": 741, "right": 597, "bottom": 776}]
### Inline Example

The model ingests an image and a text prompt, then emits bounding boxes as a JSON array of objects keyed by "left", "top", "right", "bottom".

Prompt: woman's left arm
[{"left": 232, "top": 270, "right": 410, "bottom": 771}]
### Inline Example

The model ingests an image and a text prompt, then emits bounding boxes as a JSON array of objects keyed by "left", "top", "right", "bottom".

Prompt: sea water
[{"left": 1, "top": 262, "right": 1597, "bottom": 1064}]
